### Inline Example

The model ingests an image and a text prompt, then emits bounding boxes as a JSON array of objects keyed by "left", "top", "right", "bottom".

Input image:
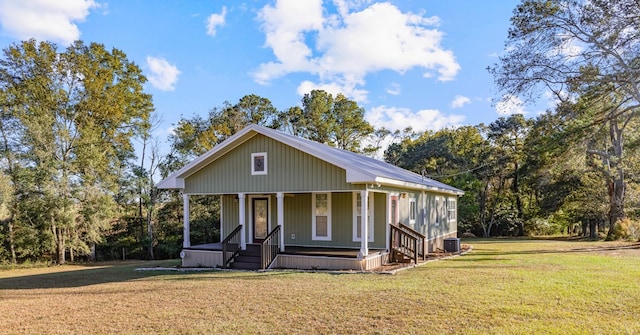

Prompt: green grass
[{"left": 0, "top": 239, "right": 638, "bottom": 334}]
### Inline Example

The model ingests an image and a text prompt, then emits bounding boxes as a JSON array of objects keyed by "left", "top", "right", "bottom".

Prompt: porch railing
[
  {"left": 390, "top": 224, "right": 418, "bottom": 264},
  {"left": 261, "top": 225, "right": 281, "bottom": 270},
  {"left": 222, "top": 225, "right": 243, "bottom": 269},
  {"left": 398, "top": 223, "right": 427, "bottom": 261}
]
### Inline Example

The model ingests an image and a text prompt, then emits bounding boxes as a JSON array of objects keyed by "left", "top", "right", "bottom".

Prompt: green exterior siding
[
  {"left": 373, "top": 192, "right": 386, "bottom": 245},
  {"left": 199, "top": 135, "right": 458, "bottom": 250},
  {"left": 185, "top": 134, "right": 353, "bottom": 194},
  {"left": 221, "top": 194, "right": 239, "bottom": 239}
]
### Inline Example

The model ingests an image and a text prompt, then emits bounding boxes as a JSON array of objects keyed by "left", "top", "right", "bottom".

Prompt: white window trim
[
  {"left": 409, "top": 198, "right": 417, "bottom": 225},
  {"left": 312, "top": 193, "right": 331, "bottom": 241},
  {"left": 251, "top": 152, "right": 267, "bottom": 175},
  {"left": 352, "top": 192, "right": 374, "bottom": 242},
  {"left": 435, "top": 196, "right": 444, "bottom": 227},
  {"left": 448, "top": 198, "right": 457, "bottom": 223}
]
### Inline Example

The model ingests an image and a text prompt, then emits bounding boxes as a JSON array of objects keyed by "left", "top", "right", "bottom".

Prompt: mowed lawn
[{"left": 1, "top": 239, "right": 639, "bottom": 334}]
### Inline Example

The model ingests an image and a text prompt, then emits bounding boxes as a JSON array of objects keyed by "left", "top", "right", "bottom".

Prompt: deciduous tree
[
  {"left": 489, "top": 0, "right": 640, "bottom": 236},
  {"left": 0, "top": 39, "right": 153, "bottom": 263}
]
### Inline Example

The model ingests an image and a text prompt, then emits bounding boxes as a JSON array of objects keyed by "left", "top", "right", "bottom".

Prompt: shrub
[{"left": 614, "top": 218, "right": 640, "bottom": 241}]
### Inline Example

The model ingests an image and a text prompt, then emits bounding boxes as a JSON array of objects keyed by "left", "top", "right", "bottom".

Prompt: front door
[{"left": 253, "top": 198, "right": 269, "bottom": 243}]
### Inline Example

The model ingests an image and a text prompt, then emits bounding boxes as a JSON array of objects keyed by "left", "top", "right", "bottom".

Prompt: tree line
[{"left": 1, "top": 0, "right": 639, "bottom": 264}]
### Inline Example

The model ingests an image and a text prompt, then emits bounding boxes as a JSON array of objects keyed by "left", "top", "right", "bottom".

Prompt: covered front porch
[
  {"left": 180, "top": 243, "right": 390, "bottom": 270},
  {"left": 180, "top": 189, "right": 393, "bottom": 271}
]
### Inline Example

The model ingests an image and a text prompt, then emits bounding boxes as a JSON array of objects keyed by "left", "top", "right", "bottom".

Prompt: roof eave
[{"left": 374, "top": 177, "right": 465, "bottom": 196}]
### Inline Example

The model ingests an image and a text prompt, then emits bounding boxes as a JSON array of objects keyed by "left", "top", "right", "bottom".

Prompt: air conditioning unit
[{"left": 443, "top": 238, "right": 460, "bottom": 253}]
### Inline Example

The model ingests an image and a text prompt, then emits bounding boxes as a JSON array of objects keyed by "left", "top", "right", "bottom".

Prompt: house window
[
  {"left": 353, "top": 192, "right": 374, "bottom": 241},
  {"left": 251, "top": 152, "right": 267, "bottom": 175},
  {"left": 409, "top": 198, "right": 417, "bottom": 224},
  {"left": 448, "top": 198, "right": 457, "bottom": 222},
  {"left": 312, "top": 193, "right": 331, "bottom": 240}
]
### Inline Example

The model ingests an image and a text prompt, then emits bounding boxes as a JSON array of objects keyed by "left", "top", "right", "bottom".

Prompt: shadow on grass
[
  {"left": 0, "top": 261, "right": 300, "bottom": 290},
  {"left": 0, "top": 261, "right": 182, "bottom": 290}
]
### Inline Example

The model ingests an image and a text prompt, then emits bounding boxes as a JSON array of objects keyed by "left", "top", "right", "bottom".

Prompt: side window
[
  {"left": 409, "top": 198, "right": 417, "bottom": 225},
  {"left": 435, "top": 197, "right": 440, "bottom": 226},
  {"left": 448, "top": 198, "right": 457, "bottom": 222}
]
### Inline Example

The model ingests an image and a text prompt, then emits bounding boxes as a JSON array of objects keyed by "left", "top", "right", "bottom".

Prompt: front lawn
[{"left": 0, "top": 239, "right": 638, "bottom": 334}]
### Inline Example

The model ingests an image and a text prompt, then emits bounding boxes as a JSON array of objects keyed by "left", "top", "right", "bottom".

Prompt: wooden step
[
  {"left": 230, "top": 244, "right": 262, "bottom": 270},
  {"left": 392, "top": 249, "right": 412, "bottom": 263}
]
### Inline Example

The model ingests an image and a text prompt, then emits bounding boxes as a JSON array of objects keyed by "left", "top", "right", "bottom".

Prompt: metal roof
[{"left": 157, "top": 124, "right": 464, "bottom": 195}]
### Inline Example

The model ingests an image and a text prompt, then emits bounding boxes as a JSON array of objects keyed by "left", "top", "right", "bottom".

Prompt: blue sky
[{"left": 0, "top": 0, "right": 541, "bottom": 153}]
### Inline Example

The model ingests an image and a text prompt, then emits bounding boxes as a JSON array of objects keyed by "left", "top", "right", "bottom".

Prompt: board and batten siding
[
  {"left": 238, "top": 191, "right": 385, "bottom": 249},
  {"left": 184, "top": 134, "right": 352, "bottom": 194},
  {"left": 221, "top": 194, "right": 240, "bottom": 240},
  {"left": 281, "top": 192, "right": 386, "bottom": 249}
]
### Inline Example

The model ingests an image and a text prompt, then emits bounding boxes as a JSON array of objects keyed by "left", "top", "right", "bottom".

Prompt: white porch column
[
  {"left": 360, "top": 190, "right": 369, "bottom": 257},
  {"left": 277, "top": 192, "right": 285, "bottom": 252},
  {"left": 183, "top": 193, "right": 191, "bottom": 248},
  {"left": 238, "top": 193, "right": 246, "bottom": 250},
  {"left": 386, "top": 193, "right": 391, "bottom": 252}
]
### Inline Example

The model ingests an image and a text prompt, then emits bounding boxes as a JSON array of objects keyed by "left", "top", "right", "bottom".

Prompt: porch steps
[
  {"left": 231, "top": 244, "right": 262, "bottom": 270},
  {"left": 392, "top": 248, "right": 412, "bottom": 263}
]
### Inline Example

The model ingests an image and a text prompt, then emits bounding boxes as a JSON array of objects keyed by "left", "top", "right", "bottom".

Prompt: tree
[
  {"left": 383, "top": 126, "right": 493, "bottom": 236},
  {"left": 489, "top": 0, "right": 640, "bottom": 237},
  {"left": 487, "top": 114, "right": 531, "bottom": 236},
  {"left": 283, "top": 90, "right": 374, "bottom": 153},
  {"left": 163, "top": 94, "right": 280, "bottom": 174},
  {"left": 0, "top": 39, "right": 153, "bottom": 263}
]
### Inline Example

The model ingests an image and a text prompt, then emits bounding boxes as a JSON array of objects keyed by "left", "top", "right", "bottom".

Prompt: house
[{"left": 157, "top": 124, "right": 463, "bottom": 271}]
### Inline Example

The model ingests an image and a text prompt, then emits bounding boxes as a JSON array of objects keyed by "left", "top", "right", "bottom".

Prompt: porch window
[
  {"left": 448, "top": 198, "right": 457, "bottom": 222},
  {"left": 353, "top": 192, "right": 374, "bottom": 242},
  {"left": 251, "top": 152, "right": 267, "bottom": 175},
  {"left": 409, "top": 198, "right": 417, "bottom": 224},
  {"left": 312, "top": 193, "right": 331, "bottom": 240}
]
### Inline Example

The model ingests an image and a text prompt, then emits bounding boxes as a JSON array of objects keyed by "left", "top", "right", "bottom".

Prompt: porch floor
[{"left": 184, "top": 243, "right": 385, "bottom": 258}]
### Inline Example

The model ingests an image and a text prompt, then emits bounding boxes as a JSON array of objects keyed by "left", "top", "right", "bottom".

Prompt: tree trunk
[
  {"left": 606, "top": 120, "right": 626, "bottom": 239},
  {"left": 607, "top": 174, "right": 625, "bottom": 239},
  {"left": 479, "top": 181, "right": 489, "bottom": 237},
  {"left": 56, "top": 226, "right": 66, "bottom": 264},
  {"left": 147, "top": 208, "right": 154, "bottom": 260},
  {"left": 8, "top": 217, "right": 16, "bottom": 264},
  {"left": 513, "top": 161, "right": 525, "bottom": 236},
  {"left": 589, "top": 219, "right": 597, "bottom": 239}
]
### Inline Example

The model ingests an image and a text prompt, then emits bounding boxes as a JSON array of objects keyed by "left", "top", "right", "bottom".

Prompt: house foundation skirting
[
  {"left": 180, "top": 249, "right": 390, "bottom": 271},
  {"left": 272, "top": 251, "right": 389, "bottom": 271},
  {"left": 181, "top": 249, "right": 224, "bottom": 268}
]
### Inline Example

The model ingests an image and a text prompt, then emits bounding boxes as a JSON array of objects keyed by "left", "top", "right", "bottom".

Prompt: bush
[
  {"left": 613, "top": 218, "right": 640, "bottom": 241},
  {"left": 525, "top": 218, "right": 563, "bottom": 236}
]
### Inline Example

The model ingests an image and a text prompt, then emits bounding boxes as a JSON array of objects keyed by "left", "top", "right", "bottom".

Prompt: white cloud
[
  {"left": 366, "top": 105, "right": 465, "bottom": 133},
  {"left": 255, "top": 1, "right": 459, "bottom": 102},
  {"left": 554, "top": 33, "right": 583, "bottom": 58},
  {"left": 206, "top": 6, "right": 227, "bottom": 37},
  {"left": 297, "top": 79, "right": 369, "bottom": 103},
  {"left": 496, "top": 94, "right": 526, "bottom": 116},
  {"left": 386, "top": 83, "right": 401, "bottom": 96},
  {"left": 146, "top": 56, "right": 181, "bottom": 91},
  {"left": 0, "top": 0, "right": 99, "bottom": 45},
  {"left": 451, "top": 95, "right": 470, "bottom": 109}
]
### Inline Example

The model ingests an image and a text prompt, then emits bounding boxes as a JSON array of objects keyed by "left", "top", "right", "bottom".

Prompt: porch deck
[{"left": 184, "top": 243, "right": 384, "bottom": 258}]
